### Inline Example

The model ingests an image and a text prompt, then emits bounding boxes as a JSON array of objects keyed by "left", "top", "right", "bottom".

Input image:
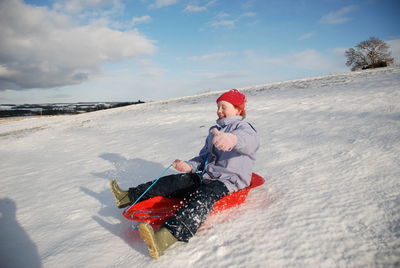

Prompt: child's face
[{"left": 217, "top": 101, "right": 241, "bottom": 119}]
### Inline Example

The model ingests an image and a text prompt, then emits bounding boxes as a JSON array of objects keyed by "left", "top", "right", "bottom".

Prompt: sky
[{"left": 0, "top": 0, "right": 399, "bottom": 104}]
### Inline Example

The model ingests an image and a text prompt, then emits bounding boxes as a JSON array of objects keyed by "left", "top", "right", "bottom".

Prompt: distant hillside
[{"left": 0, "top": 101, "right": 145, "bottom": 118}]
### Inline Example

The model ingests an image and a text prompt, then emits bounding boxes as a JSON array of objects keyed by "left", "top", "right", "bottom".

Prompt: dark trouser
[{"left": 128, "top": 173, "right": 229, "bottom": 242}]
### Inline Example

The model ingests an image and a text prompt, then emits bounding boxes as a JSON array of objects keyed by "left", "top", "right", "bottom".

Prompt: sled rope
[
  {"left": 185, "top": 158, "right": 208, "bottom": 180},
  {"left": 124, "top": 164, "right": 173, "bottom": 229},
  {"left": 126, "top": 164, "right": 173, "bottom": 209}
]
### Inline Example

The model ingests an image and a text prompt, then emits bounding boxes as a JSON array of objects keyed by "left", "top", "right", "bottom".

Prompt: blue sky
[{"left": 0, "top": 0, "right": 399, "bottom": 104}]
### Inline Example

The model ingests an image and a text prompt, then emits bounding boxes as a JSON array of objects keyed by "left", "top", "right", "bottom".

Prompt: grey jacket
[{"left": 189, "top": 116, "right": 260, "bottom": 193}]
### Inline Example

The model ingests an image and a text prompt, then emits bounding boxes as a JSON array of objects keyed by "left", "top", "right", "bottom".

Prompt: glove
[
  {"left": 212, "top": 128, "right": 238, "bottom": 152},
  {"left": 172, "top": 159, "right": 193, "bottom": 173}
]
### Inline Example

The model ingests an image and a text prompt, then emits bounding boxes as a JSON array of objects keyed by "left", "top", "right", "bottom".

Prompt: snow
[{"left": 1, "top": 67, "right": 399, "bottom": 267}]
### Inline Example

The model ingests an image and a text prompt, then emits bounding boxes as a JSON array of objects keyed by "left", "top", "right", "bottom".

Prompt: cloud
[
  {"left": 211, "top": 19, "right": 236, "bottom": 28},
  {"left": 319, "top": 5, "right": 356, "bottom": 24},
  {"left": 190, "top": 70, "right": 250, "bottom": 80},
  {"left": 291, "top": 50, "right": 336, "bottom": 70},
  {"left": 149, "top": 0, "right": 180, "bottom": 9},
  {"left": 188, "top": 52, "right": 239, "bottom": 61},
  {"left": 53, "top": 0, "right": 128, "bottom": 30},
  {"left": 216, "top": 12, "right": 230, "bottom": 19},
  {"left": 135, "top": 58, "right": 168, "bottom": 77},
  {"left": 131, "top": 15, "right": 152, "bottom": 25},
  {"left": 184, "top": 0, "right": 215, "bottom": 12},
  {"left": 90, "top": 15, "right": 152, "bottom": 30},
  {"left": 242, "top": 0, "right": 256, "bottom": 10},
  {"left": 0, "top": 0, "right": 156, "bottom": 91},
  {"left": 184, "top": 5, "right": 207, "bottom": 12},
  {"left": 264, "top": 49, "right": 346, "bottom": 73},
  {"left": 210, "top": 12, "right": 256, "bottom": 28},
  {"left": 53, "top": 0, "right": 122, "bottom": 14},
  {"left": 331, "top": 47, "right": 347, "bottom": 56},
  {"left": 298, "top": 32, "right": 315, "bottom": 41},
  {"left": 240, "top": 12, "right": 256, "bottom": 18}
]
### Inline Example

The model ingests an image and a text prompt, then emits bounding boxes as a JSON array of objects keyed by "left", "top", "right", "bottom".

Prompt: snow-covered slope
[{"left": 1, "top": 68, "right": 399, "bottom": 267}]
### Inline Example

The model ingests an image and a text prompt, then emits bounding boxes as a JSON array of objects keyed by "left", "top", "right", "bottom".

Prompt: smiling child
[{"left": 109, "top": 89, "right": 259, "bottom": 259}]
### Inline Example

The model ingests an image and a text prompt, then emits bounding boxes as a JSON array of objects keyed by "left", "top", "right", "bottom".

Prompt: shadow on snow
[
  {"left": 81, "top": 153, "right": 176, "bottom": 255},
  {"left": 0, "top": 198, "right": 42, "bottom": 268}
]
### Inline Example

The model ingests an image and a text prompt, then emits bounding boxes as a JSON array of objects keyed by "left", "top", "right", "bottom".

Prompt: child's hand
[
  {"left": 172, "top": 159, "right": 192, "bottom": 173},
  {"left": 212, "top": 129, "right": 238, "bottom": 151}
]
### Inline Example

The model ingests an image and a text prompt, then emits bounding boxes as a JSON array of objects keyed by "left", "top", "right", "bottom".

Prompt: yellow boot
[
  {"left": 108, "top": 180, "right": 132, "bottom": 208},
  {"left": 138, "top": 223, "right": 178, "bottom": 259}
]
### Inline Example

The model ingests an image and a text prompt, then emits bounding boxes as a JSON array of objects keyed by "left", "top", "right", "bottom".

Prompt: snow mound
[{"left": 1, "top": 67, "right": 399, "bottom": 267}]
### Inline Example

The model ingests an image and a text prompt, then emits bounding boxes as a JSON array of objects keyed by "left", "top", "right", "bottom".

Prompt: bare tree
[{"left": 345, "top": 37, "right": 394, "bottom": 71}]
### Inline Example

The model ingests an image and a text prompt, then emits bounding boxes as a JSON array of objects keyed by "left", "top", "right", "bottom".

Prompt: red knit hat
[
  {"left": 216, "top": 89, "right": 246, "bottom": 106},
  {"left": 216, "top": 89, "right": 246, "bottom": 117}
]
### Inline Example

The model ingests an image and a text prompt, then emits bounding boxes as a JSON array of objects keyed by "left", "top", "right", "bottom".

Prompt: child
[{"left": 109, "top": 89, "right": 259, "bottom": 259}]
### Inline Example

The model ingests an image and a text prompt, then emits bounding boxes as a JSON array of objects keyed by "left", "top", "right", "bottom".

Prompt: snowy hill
[{"left": 1, "top": 67, "right": 399, "bottom": 268}]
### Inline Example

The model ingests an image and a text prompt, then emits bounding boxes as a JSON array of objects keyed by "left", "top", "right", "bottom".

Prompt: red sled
[{"left": 123, "top": 173, "right": 265, "bottom": 228}]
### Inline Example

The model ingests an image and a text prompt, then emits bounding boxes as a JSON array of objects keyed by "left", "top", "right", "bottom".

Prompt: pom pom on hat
[{"left": 216, "top": 89, "right": 246, "bottom": 107}]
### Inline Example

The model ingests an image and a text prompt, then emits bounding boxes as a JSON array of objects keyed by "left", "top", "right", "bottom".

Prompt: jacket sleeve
[
  {"left": 188, "top": 127, "right": 215, "bottom": 170},
  {"left": 232, "top": 123, "right": 259, "bottom": 156}
]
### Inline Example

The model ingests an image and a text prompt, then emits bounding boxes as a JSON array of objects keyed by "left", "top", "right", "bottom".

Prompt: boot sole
[{"left": 138, "top": 223, "right": 160, "bottom": 259}]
